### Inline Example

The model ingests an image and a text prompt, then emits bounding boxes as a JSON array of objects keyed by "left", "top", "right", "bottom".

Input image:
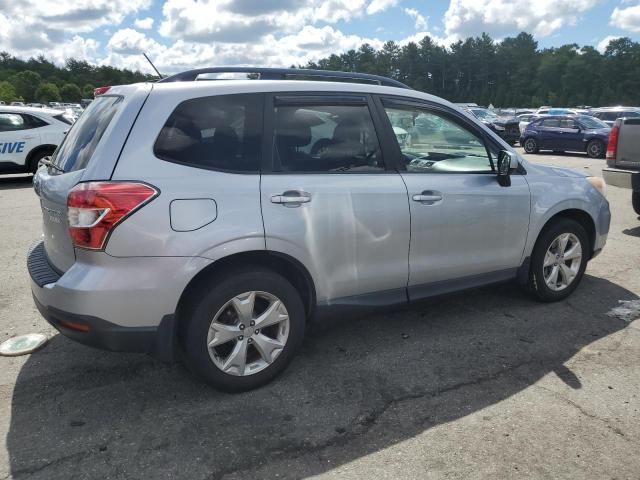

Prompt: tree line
[
  {"left": 1, "top": 32, "right": 639, "bottom": 106},
  {"left": 0, "top": 53, "right": 154, "bottom": 104},
  {"left": 305, "top": 32, "right": 640, "bottom": 107}
]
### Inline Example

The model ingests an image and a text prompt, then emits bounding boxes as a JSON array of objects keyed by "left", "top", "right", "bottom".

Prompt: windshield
[
  {"left": 470, "top": 109, "right": 498, "bottom": 120},
  {"left": 52, "top": 95, "right": 123, "bottom": 172},
  {"left": 578, "top": 116, "right": 609, "bottom": 129}
]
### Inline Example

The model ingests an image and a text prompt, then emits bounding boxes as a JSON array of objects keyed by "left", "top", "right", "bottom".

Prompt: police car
[{"left": 0, "top": 106, "right": 71, "bottom": 174}]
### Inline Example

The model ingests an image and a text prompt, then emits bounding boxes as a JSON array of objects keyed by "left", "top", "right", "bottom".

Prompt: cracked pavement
[{"left": 0, "top": 150, "right": 639, "bottom": 479}]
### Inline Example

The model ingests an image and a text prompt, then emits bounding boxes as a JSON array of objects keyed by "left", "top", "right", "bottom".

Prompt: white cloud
[
  {"left": 134, "top": 17, "right": 154, "bottom": 29},
  {"left": 366, "top": 0, "right": 401, "bottom": 15},
  {"left": 404, "top": 8, "right": 428, "bottom": 30},
  {"left": 597, "top": 35, "right": 621, "bottom": 53},
  {"left": 444, "top": 0, "right": 600, "bottom": 38},
  {"left": 610, "top": 4, "right": 640, "bottom": 32},
  {"left": 158, "top": 0, "right": 368, "bottom": 43}
]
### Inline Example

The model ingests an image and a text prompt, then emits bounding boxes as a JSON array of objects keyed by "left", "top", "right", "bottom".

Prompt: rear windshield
[{"left": 52, "top": 95, "right": 122, "bottom": 172}]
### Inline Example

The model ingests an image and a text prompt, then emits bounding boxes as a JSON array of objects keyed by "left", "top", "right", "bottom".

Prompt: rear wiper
[{"left": 39, "top": 157, "right": 64, "bottom": 173}]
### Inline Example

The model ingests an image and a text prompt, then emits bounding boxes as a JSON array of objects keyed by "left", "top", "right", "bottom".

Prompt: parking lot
[{"left": 0, "top": 149, "right": 638, "bottom": 479}]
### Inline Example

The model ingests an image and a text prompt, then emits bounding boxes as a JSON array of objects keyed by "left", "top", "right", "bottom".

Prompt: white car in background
[
  {"left": 0, "top": 106, "right": 71, "bottom": 174},
  {"left": 517, "top": 113, "right": 536, "bottom": 134}
]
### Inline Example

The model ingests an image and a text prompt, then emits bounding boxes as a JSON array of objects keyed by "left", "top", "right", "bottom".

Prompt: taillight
[
  {"left": 94, "top": 86, "right": 111, "bottom": 97},
  {"left": 67, "top": 182, "right": 158, "bottom": 250},
  {"left": 606, "top": 124, "right": 619, "bottom": 161}
]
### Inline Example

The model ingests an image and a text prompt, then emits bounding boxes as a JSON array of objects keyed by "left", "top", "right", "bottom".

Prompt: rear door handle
[
  {"left": 271, "top": 191, "right": 311, "bottom": 207},
  {"left": 412, "top": 191, "right": 443, "bottom": 204}
]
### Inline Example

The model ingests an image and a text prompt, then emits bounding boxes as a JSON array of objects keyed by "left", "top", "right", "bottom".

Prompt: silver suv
[{"left": 29, "top": 68, "right": 611, "bottom": 391}]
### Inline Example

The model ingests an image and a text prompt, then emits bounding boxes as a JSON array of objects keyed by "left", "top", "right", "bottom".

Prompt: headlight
[{"left": 587, "top": 176, "right": 607, "bottom": 198}]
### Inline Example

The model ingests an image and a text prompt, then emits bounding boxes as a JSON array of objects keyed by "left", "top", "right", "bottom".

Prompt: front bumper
[{"left": 27, "top": 240, "right": 211, "bottom": 360}]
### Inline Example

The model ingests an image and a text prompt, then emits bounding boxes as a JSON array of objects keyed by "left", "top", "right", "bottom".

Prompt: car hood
[
  {"left": 526, "top": 162, "right": 589, "bottom": 178},
  {"left": 591, "top": 127, "right": 611, "bottom": 136}
]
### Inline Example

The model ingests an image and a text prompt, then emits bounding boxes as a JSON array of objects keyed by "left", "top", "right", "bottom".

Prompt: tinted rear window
[
  {"left": 52, "top": 95, "right": 122, "bottom": 172},
  {"left": 154, "top": 93, "right": 262, "bottom": 172}
]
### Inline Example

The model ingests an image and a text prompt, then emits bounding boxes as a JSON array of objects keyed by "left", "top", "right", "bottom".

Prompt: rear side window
[
  {"left": 154, "top": 93, "right": 262, "bottom": 172},
  {"left": 52, "top": 95, "right": 123, "bottom": 172},
  {"left": 273, "top": 103, "right": 383, "bottom": 173},
  {"left": 24, "top": 114, "right": 48, "bottom": 128},
  {"left": 541, "top": 118, "right": 560, "bottom": 127}
]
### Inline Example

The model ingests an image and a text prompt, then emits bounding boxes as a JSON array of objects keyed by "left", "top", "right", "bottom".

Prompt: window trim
[
  {"left": 374, "top": 95, "right": 501, "bottom": 175},
  {"left": 262, "top": 91, "right": 393, "bottom": 175},
  {"left": 152, "top": 92, "right": 265, "bottom": 175}
]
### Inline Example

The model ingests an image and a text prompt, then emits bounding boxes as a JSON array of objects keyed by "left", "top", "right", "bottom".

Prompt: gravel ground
[{"left": 0, "top": 149, "right": 638, "bottom": 480}]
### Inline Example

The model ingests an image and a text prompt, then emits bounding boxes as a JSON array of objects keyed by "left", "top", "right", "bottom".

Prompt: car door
[
  {"left": 0, "top": 112, "right": 41, "bottom": 166},
  {"left": 557, "top": 117, "right": 584, "bottom": 151},
  {"left": 375, "top": 97, "right": 531, "bottom": 300},
  {"left": 537, "top": 117, "right": 561, "bottom": 150},
  {"left": 260, "top": 93, "right": 411, "bottom": 306}
]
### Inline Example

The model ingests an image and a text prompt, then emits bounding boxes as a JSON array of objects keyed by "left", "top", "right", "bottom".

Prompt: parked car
[
  {"left": 0, "top": 106, "right": 71, "bottom": 174},
  {"left": 602, "top": 117, "right": 640, "bottom": 214},
  {"left": 517, "top": 113, "right": 536, "bottom": 134},
  {"left": 29, "top": 67, "right": 610, "bottom": 391},
  {"left": 589, "top": 107, "right": 640, "bottom": 127},
  {"left": 536, "top": 108, "right": 587, "bottom": 116},
  {"left": 521, "top": 115, "right": 611, "bottom": 158},
  {"left": 10, "top": 101, "right": 25, "bottom": 106},
  {"left": 465, "top": 107, "right": 520, "bottom": 145}
]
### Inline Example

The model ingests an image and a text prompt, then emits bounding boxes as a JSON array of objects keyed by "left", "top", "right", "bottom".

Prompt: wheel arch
[
  {"left": 175, "top": 250, "right": 317, "bottom": 341},
  {"left": 25, "top": 144, "right": 57, "bottom": 171},
  {"left": 533, "top": 208, "right": 596, "bottom": 259}
]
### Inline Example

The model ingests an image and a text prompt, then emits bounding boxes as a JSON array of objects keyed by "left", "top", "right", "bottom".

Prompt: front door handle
[
  {"left": 412, "top": 191, "right": 443, "bottom": 204},
  {"left": 22, "top": 135, "right": 36, "bottom": 140},
  {"left": 271, "top": 191, "right": 311, "bottom": 207}
]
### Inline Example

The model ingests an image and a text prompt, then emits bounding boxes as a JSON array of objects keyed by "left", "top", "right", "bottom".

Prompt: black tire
[
  {"left": 523, "top": 137, "right": 539, "bottom": 154},
  {"left": 527, "top": 218, "right": 590, "bottom": 302},
  {"left": 28, "top": 149, "right": 54, "bottom": 174},
  {"left": 633, "top": 191, "right": 640, "bottom": 216},
  {"left": 586, "top": 139, "right": 605, "bottom": 159},
  {"left": 183, "top": 267, "right": 305, "bottom": 392}
]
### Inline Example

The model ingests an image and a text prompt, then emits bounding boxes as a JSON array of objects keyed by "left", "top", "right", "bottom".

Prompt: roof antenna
[{"left": 143, "top": 53, "right": 164, "bottom": 79}]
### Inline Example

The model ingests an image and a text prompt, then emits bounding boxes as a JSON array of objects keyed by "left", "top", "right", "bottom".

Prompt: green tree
[
  {"left": 82, "top": 83, "right": 95, "bottom": 98},
  {"left": 11, "top": 70, "right": 41, "bottom": 102},
  {"left": 60, "top": 83, "right": 82, "bottom": 102},
  {"left": 0, "top": 80, "right": 17, "bottom": 103},
  {"left": 35, "top": 82, "right": 61, "bottom": 103}
]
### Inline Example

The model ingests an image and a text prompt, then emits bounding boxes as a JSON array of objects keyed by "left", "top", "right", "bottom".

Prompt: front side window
[
  {"left": 0, "top": 113, "right": 26, "bottom": 132},
  {"left": 383, "top": 105, "right": 494, "bottom": 174},
  {"left": 559, "top": 118, "right": 578, "bottom": 129},
  {"left": 155, "top": 93, "right": 262, "bottom": 172},
  {"left": 273, "top": 103, "right": 383, "bottom": 173}
]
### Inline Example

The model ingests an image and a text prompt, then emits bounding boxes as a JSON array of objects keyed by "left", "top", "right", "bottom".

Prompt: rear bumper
[
  {"left": 32, "top": 293, "right": 174, "bottom": 359},
  {"left": 28, "top": 240, "right": 212, "bottom": 361},
  {"left": 603, "top": 168, "right": 640, "bottom": 191}
]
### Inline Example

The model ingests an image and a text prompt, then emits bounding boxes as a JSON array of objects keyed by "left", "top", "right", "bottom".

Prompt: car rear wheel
[
  {"left": 527, "top": 218, "right": 589, "bottom": 302},
  {"left": 633, "top": 191, "right": 640, "bottom": 215},
  {"left": 586, "top": 140, "right": 605, "bottom": 159},
  {"left": 183, "top": 268, "right": 305, "bottom": 392},
  {"left": 523, "top": 137, "right": 539, "bottom": 154}
]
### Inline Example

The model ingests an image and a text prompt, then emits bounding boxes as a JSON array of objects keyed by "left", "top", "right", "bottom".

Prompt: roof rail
[{"left": 156, "top": 67, "right": 411, "bottom": 89}]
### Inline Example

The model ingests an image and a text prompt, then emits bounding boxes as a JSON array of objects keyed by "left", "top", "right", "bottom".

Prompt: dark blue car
[{"left": 521, "top": 115, "right": 611, "bottom": 158}]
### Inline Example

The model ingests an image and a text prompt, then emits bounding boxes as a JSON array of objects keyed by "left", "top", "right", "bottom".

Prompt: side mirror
[{"left": 497, "top": 150, "right": 513, "bottom": 187}]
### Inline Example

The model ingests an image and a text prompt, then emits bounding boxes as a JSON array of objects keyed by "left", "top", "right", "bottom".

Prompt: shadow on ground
[
  {"left": 0, "top": 175, "right": 32, "bottom": 191},
  {"left": 6, "top": 275, "right": 635, "bottom": 479}
]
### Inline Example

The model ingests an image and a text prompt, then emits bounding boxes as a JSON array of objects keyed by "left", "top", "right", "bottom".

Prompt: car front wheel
[
  {"left": 587, "top": 140, "right": 605, "bottom": 159},
  {"left": 527, "top": 218, "right": 589, "bottom": 302},
  {"left": 183, "top": 268, "right": 305, "bottom": 391}
]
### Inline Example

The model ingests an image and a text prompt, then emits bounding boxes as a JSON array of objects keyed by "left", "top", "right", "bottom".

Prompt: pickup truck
[{"left": 602, "top": 117, "right": 640, "bottom": 215}]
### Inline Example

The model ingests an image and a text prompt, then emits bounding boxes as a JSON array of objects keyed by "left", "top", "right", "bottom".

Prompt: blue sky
[{"left": 0, "top": 0, "right": 639, "bottom": 74}]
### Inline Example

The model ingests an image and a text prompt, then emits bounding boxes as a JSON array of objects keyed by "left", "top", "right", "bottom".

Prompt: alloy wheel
[
  {"left": 207, "top": 291, "right": 290, "bottom": 376},
  {"left": 543, "top": 233, "right": 583, "bottom": 291}
]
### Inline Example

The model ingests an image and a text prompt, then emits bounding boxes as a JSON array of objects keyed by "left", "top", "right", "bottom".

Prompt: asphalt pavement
[{"left": 0, "top": 149, "right": 638, "bottom": 479}]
